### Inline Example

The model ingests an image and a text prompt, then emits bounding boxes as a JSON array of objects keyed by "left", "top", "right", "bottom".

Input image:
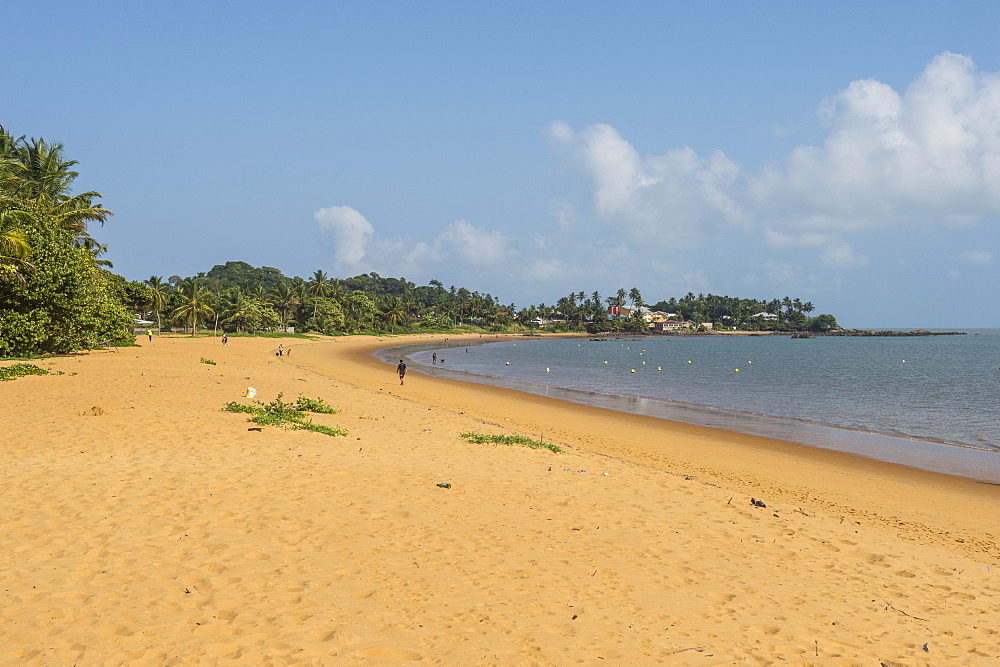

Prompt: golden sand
[{"left": 1, "top": 333, "right": 998, "bottom": 663}]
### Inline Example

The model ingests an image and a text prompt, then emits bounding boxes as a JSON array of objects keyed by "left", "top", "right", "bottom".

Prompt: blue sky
[{"left": 6, "top": 1, "right": 1000, "bottom": 327}]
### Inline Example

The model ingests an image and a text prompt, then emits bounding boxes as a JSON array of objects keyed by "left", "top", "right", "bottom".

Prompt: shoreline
[
  {"left": 309, "top": 334, "right": 999, "bottom": 551},
  {"left": 2, "top": 333, "right": 998, "bottom": 662},
  {"left": 375, "top": 335, "right": 1000, "bottom": 483}
]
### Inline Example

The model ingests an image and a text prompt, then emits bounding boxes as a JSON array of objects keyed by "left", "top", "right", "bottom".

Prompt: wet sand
[{"left": 1, "top": 333, "right": 998, "bottom": 663}]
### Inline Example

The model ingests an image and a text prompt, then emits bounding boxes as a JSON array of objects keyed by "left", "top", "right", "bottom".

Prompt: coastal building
[
  {"left": 653, "top": 320, "right": 689, "bottom": 331},
  {"left": 752, "top": 312, "right": 779, "bottom": 322},
  {"left": 644, "top": 311, "right": 676, "bottom": 324}
]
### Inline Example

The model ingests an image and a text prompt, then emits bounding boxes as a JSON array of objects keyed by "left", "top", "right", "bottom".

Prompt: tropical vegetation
[
  {"left": 0, "top": 126, "right": 141, "bottom": 356},
  {"left": 1, "top": 123, "right": 840, "bottom": 358}
]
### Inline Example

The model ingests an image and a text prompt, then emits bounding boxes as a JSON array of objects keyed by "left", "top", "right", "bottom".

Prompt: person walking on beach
[
  {"left": 397, "top": 359, "right": 406, "bottom": 385},
  {"left": 222, "top": 333, "right": 228, "bottom": 346},
  {"left": 278, "top": 343, "right": 284, "bottom": 356},
  {"left": 147, "top": 329, "right": 152, "bottom": 342},
  {"left": 432, "top": 352, "right": 437, "bottom": 364}
]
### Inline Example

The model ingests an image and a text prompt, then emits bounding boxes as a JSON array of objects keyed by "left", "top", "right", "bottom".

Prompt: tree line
[
  {"left": 141, "top": 268, "right": 837, "bottom": 336},
  {"left": 143, "top": 262, "right": 517, "bottom": 336},
  {"left": 0, "top": 124, "right": 839, "bottom": 356}
]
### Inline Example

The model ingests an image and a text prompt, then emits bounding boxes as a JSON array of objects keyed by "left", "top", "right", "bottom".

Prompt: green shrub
[
  {"left": 0, "top": 363, "right": 50, "bottom": 381},
  {"left": 460, "top": 431, "right": 562, "bottom": 453},
  {"left": 222, "top": 393, "right": 346, "bottom": 437}
]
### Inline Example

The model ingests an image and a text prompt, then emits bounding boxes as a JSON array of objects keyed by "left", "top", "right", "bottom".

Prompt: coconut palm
[
  {"left": 6, "top": 136, "right": 79, "bottom": 199},
  {"left": 381, "top": 298, "right": 408, "bottom": 333},
  {"left": 171, "top": 280, "right": 215, "bottom": 334},
  {"left": 0, "top": 217, "right": 33, "bottom": 283},
  {"left": 628, "top": 287, "right": 644, "bottom": 310},
  {"left": 144, "top": 276, "right": 170, "bottom": 331},
  {"left": 76, "top": 237, "right": 113, "bottom": 269},
  {"left": 271, "top": 280, "right": 299, "bottom": 329}
]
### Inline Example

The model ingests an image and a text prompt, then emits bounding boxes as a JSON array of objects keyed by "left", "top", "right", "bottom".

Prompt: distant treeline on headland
[
  {"left": 0, "top": 123, "right": 839, "bottom": 357},
  {"left": 129, "top": 261, "right": 839, "bottom": 339}
]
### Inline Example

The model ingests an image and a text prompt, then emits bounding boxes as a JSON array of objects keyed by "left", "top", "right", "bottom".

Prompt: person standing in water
[{"left": 397, "top": 359, "right": 406, "bottom": 385}]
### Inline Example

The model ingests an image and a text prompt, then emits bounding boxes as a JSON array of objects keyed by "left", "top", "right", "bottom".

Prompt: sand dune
[{"left": 1, "top": 333, "right": 997, "bottom": 663}]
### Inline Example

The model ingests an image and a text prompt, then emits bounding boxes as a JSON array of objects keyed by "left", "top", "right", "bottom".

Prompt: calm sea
[{"left": 379, "top": 330, "right": 1000, "bottom": 482}]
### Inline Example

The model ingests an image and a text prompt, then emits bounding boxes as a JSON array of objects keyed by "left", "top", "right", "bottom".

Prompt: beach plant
[
  {"left": 222, "top": 393, "right": 346, "bottom": 437},
  {"left": 292, "top": 395, "right": 336, "bottom": 413},
  {"left": 200, "top": 357, "right": 216, "bottom": 365},
  {"left": 0, "top": 362, "right": 50, "bottom": 381},
  {"left": 460, "top": 431, "right": 563, "bottom": 453}
]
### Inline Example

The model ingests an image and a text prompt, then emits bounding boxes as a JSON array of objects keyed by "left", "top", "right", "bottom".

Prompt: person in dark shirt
[{"left": 397, "top": 360, "right": 406, "bottom": 385}]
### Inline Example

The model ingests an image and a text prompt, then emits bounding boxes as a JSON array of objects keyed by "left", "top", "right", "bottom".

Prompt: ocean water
[{"left": 379, "top": 330, "right": 1000, "bottom": 482}]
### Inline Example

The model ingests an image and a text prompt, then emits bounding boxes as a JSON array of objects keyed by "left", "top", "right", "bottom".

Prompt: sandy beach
[{"left": 2, "top": 333, "right": 998, "bottom": 664}]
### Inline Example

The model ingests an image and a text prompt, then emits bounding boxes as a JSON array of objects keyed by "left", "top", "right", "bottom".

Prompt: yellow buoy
[
  {"left": 657, "top": 367, "right": 662, "bottom": 371},
  {"left": 630, "top": 369, "right": 635, "bottom": 373},
  {"left": 687, "top": 360, "right": 692, "bottom": 364},
  {"left": 642, "top": 361, "right": 646, "bottom": 365},
  {"left": 505, "top": 362, "right": 510, "bottom": 365},
  {"left": 546, "top": 368, "right": 550, "bottom": 372},
  {"left": 604, "top": 361, "right": 608, "bottom": 364},
  {"left": 734, "top": 369, "right": 739, "bottom": 373}
]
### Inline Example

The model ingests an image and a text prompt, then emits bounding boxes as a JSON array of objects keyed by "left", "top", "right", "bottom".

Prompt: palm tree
[
  {"left": 171, "top": 280, "right": 215, "bottom": 334},
  {"left": 381, "top": 298, "right": 408, "bottom": 333},
  {"left": 76, "top": 237, "right": 113, "bottom": 269},
  {"left": 628, "top": 287, "right": 644, "bottom": 311},
  {"left": 308, "top": 270, "right": 330, "bottom": 298},
  {"left": 271, "top": 280, "right": 299, "bottom": 329},
  {"left": 307, "top": 270, "right": 330, "bottom": 316},
  {"left": 3, "top": 191, "right": 113, "bottom": 237},
  {"left": 0, "top": 217, "right": 33, "bottom": 283},
  {"left": 7, "top": 136, "right": 80, "bottom": 199},
  {"left": 144, "top": 276, "right": 170, "bottom": 331},
  {"left": 328, "top": 278, "right": 347, "bottom": 304}
]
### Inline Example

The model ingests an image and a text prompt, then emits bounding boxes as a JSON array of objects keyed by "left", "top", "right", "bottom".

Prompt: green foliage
[
  {"left": 0, "top": 126, "right": 134, "bottom": 356},
  {"left": 206, "top": 261, "right": 286, "bottom": 292},
  {"left": 200, "top": 357, "right": 216, "bottom": 365},
  {"left": 460, "top": 431, "right": 563, "bottom": 453},
  {"left": 0, "top": 218, "right": 134, "bottom": 355},
  {"left": 293, "top": 395, "right": 337, "bottom": 413},
  {"left": 0, "top": 362, "right": 50, "bottom": 381},
  {"left": 303, "top": 297, "right": 346, "bottom": 334},
  {"left": 808, "top": 313, "right": 840, "bottom": 332},
  {"left": 227, "top": 331, "right": 315, "bottom": 339},
  {"left": 222, "top": 393, "right": 346, "bottom": 437}
]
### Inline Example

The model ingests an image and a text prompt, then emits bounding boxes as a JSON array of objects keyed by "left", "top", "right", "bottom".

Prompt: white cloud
[
  {"left": 822, "top": 243, "right": 868, "bottom": 268},
  {"left": 541, "top": 52, "right": 1000, "bottom": 300},
  {"left": 314, "top": 205, "right": 374, "bottom": 272},
  {"left": 435, "top": 219, "right": 508, "bottom": 266},
  {"left": 764, "top": 260, "right": 800, "bottom": 283},
  {"left": 960, "top": 249, "right": 993, "bottom": 263},
  {"left": 549, "top": 200, "right": 575, "bottom": 232},
  {"left": 750, "top": 52, "right": 1000, "bottom": 233},
  {"left": 551, "top": 122, "right": 746, "bottom": 249},
  {"left": 313, "top": 207, "right": 512, "bottom": 285}
]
